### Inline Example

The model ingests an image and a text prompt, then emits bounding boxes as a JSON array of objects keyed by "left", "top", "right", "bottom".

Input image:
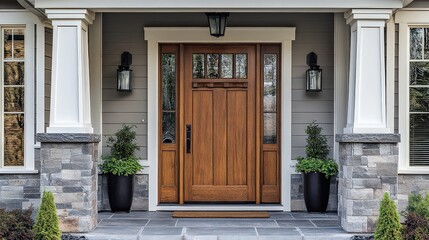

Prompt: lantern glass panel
[
  {"left": 306, "top": 69, "right": 322, "bottom": 91},
  {"left": 117, "top": 69, "right": 132, "bottom": 91}
]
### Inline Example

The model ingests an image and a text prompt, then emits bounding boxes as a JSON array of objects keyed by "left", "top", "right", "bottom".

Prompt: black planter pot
[
  {"left": 302, "top": 172, "right": 330, "bottom": 212},
  {"left": 107, "top": 173, "right": 134, "bottom": 212}
]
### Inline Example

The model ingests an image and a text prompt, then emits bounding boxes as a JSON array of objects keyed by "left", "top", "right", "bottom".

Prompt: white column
[
  {"left": 46, "top": 9, "right": 95, "bottom": 133},
  {"left": 343, "top": 9, "right": 392, "bottom": 134}
]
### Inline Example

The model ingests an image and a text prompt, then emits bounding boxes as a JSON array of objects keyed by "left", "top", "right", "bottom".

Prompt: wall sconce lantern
[
  {"left": 206, "top": 12, "right": 229, "bottom": 38},
  {"left": 117, "top": 51, "right": 133, "bottom": 92},
  {"left": 306, "top": 52, "right": 322, "bottom": 92}
]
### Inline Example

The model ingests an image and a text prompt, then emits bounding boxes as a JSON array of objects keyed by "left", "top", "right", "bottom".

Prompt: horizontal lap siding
[{"left": 102, "top": 12, "right": 334, "bottom": 161}]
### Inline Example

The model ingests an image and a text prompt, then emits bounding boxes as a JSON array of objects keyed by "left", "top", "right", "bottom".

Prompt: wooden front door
[{"left": 184, "top": 45, "right": 256, "bottom": 202}]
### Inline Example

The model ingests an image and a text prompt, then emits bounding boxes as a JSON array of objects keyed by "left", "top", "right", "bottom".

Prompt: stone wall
[
  {"left": 336, "top": 134, "right": 400, "bottom": 233},
  {"left": 0, "top": 149, "right": 41, "bottom": 211},
  {"left": 291, "top": 174, "right": 338, "bottom": 211},
  {"left": 38, "top": 133, "right": 100, "bottom": 233},
  {"left": 98, "top": 174, "right": 148, "bottom": 211},
  {"left": 398, "top": 174, "right": 429, "bottom": 212}
]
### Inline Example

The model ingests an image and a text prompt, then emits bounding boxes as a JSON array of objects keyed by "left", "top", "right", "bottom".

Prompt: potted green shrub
[
  {"left": 295, "top": 122, "right": 338, "bottom": 212},
  {"left": 100, "top": 125, "right": 142, "bottom": 212}
]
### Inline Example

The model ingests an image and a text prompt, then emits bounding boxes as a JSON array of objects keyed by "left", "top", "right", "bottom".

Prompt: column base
[
  {"left": 336, "top": 133, "right": 400, "bottom": 233},
  {"left": 37, "top": 133, "right": 100, "bottom": 233}
]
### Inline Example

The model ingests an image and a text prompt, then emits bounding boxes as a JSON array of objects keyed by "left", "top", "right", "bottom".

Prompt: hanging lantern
[
  {"left": 117, "top": 52, "right": 133, "bottom": 92},
  {"left": 306, "top": 52, "right": 322, "bottom": 92},
  {"left": 206, "top": 13, "right": 229, "bottom": 38}
]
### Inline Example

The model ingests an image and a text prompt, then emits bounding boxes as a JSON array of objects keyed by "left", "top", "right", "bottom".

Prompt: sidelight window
[
  {"left": 161, "top": 53, "right": 177, "bottom": 144},
  {"left": 263, "top": 53, "right": 278, "bottom": 144}
]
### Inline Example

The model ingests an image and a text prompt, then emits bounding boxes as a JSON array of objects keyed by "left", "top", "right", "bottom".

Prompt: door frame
[{"left": 145, "top": 27, "right": 295, "bottom": 211}]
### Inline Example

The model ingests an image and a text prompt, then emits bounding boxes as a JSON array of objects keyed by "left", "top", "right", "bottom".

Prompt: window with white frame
[
  {"left": 408, "top": 27, "right": 429, "bottom": 167},
  {"left": 1, "top": 27, "right": 25, "bottom": 168}
]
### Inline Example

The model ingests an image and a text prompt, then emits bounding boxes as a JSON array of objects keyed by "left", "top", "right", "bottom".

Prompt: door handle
[{"left": 186, "top": 124, "right": 192, "bottom": 153}]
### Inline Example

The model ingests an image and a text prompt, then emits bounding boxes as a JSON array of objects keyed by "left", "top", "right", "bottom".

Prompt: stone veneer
[
  {"left": 98, "top": 174, "right": 148, "bottom": 211},
  {"left": 37, "top": 133, "right": 100, "bottom": 233},
  {"left": 398, "top": 175, "right": 429, "bottom": 212},
  {"left": 0, "top": 149, "right": 41, "bottom": 211},
  {"left": 291, "top": 174, "right": 338, "bottom": 211},
  {"left": 336, "top": 134, "right": 400, "bottom": 233}
]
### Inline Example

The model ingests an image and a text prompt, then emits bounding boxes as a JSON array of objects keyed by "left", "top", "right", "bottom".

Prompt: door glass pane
[
  {"left": 264, "top": 54, "right": 277, "bottom": 112},
  {"left": 192, "top": 54, "right": 205, "bottom": 79},
  {"left": 4, "top": 29, "right": 12, "bottom": 59},
  {"left": 4, "top": 114, "right": 24, "bottom": 166},
  {"left": 162, "top": 112, "right": 176, "bottom": 144},
  {"left": 235, "top": 54, "right": 247, "bottom": 79},
  {"left": 162, "top": 54, "right": 176, "bottom": 111},
  {"left": 264, "top": 113, "right": 277, "bottom": 144},
  {"left": 13, "top": 29, "right": 24, "bottom": 59},
  {"left": 410, "top": 114, "right": 429, "bottom": 166},
  {"left": 425, "top": 28, "right": 429, "bottom": 59},
  {"left": 220, "top": 54, "right": 233, "bottom": 78},
  {"left": 207, "top": 54, "right": 219, "bottom": 78},
  {"left": 410, "top": 87, "right": 429, "bottom": 112},
  {"left": 410, "top": 62, "right": 429, "bottom": 85},
  {"left": 411, "top": 28, "right": 423, "bottom": 60},
  {"left": 4, "top": 62, "right": 24, "bottom": 85},
  {"left": 4, "top": 87, "right": 24, "bottom": 112}
]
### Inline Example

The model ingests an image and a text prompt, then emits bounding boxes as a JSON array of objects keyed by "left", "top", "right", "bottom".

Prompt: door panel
[{"left": 184, "top": 45, "right": 256, "bottom": 202}]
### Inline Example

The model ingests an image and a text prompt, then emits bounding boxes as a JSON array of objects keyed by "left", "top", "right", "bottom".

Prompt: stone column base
[
  {"left": 336, "top": 134, "right": 400, "bottom": 233},
  {"left": 37, "top": 133, "right": 100, "bottom": 233}
]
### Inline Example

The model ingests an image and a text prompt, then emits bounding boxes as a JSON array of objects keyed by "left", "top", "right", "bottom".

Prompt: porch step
[{"left": 173, "top": 211, "right": 270, "bottom": 218}]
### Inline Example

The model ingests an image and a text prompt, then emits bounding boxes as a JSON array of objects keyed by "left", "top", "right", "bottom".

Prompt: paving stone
[
  {"left": 186, "top": 227, "right": 257, "bottom": 236},
  {"left": 99, "top": 219, "right": 148, "bottom": 226},
  {"left": 141, "top": 227, "right": 183, "bottom": 235},
  {"left": 269, "top": 212, "right": 295, "bottom": 220},
  {"left": 258, "top": 237, "right": 302, "bottom": 240},
  {"left": 88, "top": 226, "right": 142, "bottom": 236},
  {"left": 310, "top": 220, "right": 340, "bottom": 228},
  {"left": 177, "top": 219, "right": 277, "bottom": 227},
  {"left": 146, "top": 219, "right": 177, "bottom": 227},
  {"left": 276, "top": 220, "right": 315, "bottom": 228},
  {"left": 291, "top": 213, "right": 330, "bottom": 219},
  {"left": 257, "top": 228, "right": 302, "bottom": 236},
  {"left": 138, "top": 236, "right": 183, "bottom": 240},
  {"left": 111, "top": 211, "right": 152, "bottom": 219}
]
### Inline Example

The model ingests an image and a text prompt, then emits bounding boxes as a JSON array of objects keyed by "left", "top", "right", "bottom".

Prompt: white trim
[
  {"left": 156, "top": 204, "right": 284, "bottom": 212},
  {"left": 145, "top": 27, "right": 295, "bottom": 212},
  {"left": 0, "top": 169, "right": 38, "bottom": 174},
  {"left": 35, "top": 0, "right": 403, "bottom": 10},
  {"left": 396, "top": 10, "right": 429, "bottom": 173},
  {"left": 0, "top": 11, "right": 44, "bottom": 172}
]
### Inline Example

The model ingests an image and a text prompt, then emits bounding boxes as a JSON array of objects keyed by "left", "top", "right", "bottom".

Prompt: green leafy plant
[
  {"left": 0, "top": 207, "right": 34, "bottom": 240},
  {"left": 401, "top": 193, "right": 429, "bottom": 240},
  {"left": 99, "top": 125, "right": 143, "bottom": 176},
  {"left": 374, "top": 192, "right": 402, "bottom": 240},
  {"left": 33, "top": 191, "right": 61, "bottom": 240},
  {"left": 295, "top": 122, "right": 338, "bottom": 178}
]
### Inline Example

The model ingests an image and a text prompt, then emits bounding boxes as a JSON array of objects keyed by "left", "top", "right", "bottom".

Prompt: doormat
[{"left": 172, "top": 211, "right": 270, "bottom": 218}]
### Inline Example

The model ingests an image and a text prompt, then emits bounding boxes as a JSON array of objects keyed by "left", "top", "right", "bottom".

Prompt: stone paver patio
[{"left": 79, "top": 211, "right": 361, "bottom": 240}]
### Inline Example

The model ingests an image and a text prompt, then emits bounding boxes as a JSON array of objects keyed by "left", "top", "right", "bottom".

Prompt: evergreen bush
[
  {"left": 374, "top": 192, "right": 402, "bottom": 240},
  {"left": 295, "top": 121, "right": 338, "bottom": 178},
  {"left": 100, "top": 125, "right": 143, "bottom": 176},
  {"left": 406, "top": 193, "right": 429, "bottom": 219},
  {"left": 33, "top": 191, "right": 61, "bottom": 240}
]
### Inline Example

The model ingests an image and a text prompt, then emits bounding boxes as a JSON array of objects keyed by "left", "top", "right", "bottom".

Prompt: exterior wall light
[
  {"left": 206, "top": 12, "right": 229, "bottom": 38},
  {"left": 306, "top": 52, "right": 322, "bottom": 92},
  {"left": 117, "top": 51, "right": 133, "bottom": 92}
]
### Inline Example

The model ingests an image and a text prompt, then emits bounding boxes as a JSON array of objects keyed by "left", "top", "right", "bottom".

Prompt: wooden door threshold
[
  {"left": 156, "top": 204, "right": 284, "bottom": 212},
  {"left": 173, "top": 211, "right": 270, "bottom": 218}
]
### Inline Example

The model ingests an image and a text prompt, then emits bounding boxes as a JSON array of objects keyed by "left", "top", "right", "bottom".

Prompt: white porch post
[
  {"left": 46, "top": 9, "right": 95, "bottom": 133},
  {"left": 343, "top": 9, "right": 392, "bottom": 134}
]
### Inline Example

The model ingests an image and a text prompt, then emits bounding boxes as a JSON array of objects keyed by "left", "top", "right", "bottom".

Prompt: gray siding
[
  {"left": 102, "top": 12, "right": 334, "bottom": 160},
  {"left": 45, "top": 28, "right": 52, "bottom": 129}
]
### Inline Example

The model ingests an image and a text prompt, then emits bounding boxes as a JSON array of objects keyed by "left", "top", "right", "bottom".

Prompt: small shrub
[
  {"left": 406, "top": 193, "right": 429, "bottom": 219},
  {"left": 374, "top": 192, "right": 402, "bottom": 240},
  {"left": 33, "top": 191, "right": 61, "bottom": 240},
  {"left": 0, "top": 207, "right": 34, "bottom": 240},
  {"left": 403, "top": 212, "right": 429, "bottom": 240}
]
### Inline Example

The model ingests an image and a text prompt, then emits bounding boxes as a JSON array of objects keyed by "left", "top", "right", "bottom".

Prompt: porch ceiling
[{"left": 35, "top": 0, "right": 403, "bottom": 12}]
